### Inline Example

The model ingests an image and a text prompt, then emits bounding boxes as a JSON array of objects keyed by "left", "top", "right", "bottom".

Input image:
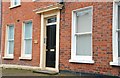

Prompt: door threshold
[{"left": 33, "top": 69, "right": 58, "bottom": 75}]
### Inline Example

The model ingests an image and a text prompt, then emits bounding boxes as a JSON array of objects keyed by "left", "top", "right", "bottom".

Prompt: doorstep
[{"left": 33, "top": 70, "right": 58, "bottom": 75}]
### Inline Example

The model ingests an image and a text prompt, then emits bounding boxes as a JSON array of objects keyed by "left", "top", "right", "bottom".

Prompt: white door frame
[{"left": 40, "top": 10, "right": 60, "bottom": 72}]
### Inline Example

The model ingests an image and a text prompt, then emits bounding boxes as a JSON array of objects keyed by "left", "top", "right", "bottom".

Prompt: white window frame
[
  {"left": 10, "top": 0, "right": 21, "bottom": 8},
  {"left": 3, "top": 25, "right": 14, "bottom": 59},
  {"left": 19, "top": 20, "right": 33, "bottom": 60},
  {"left": 110, "top": 1, "right": 120, "bottom": 66},
  {"left": 69, "top": 6, "right": 94, "bottom": 64},
  {"left": 33, "top": 0, "right": 37, "bottom": 1}
]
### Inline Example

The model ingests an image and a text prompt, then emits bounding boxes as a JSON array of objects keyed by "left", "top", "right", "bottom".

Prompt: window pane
[
  {"left": 47, "top": 17, "right": 56, "bottom": 23},
  {"left": 14, "top": 0, "right": 20, "bottom": 5},
  {"left": 24, "top": 22, "right": 32, "bottom": 39},
  {"left": 76, "top": 34, "right": 91, "bottom": 56},
  {"left": 76, "top": 9, "right": 92, "bottom": 33},
  {"left": 8, "top": 26, "right": 14, "bottom": 39},
  {"left": 118, "top": 6, "right": 120, "bottom": 29},
  {"left": 25, "top": 39, "right": 32, "bottom": 54},
  {"left": 8, "top": 41, "right": 14, "bottom": 54}
]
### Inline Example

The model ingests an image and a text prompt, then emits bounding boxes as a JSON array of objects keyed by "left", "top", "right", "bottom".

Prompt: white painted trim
[
  {"left": 40, "top": 10, "right": 60, "bottom": 72},
  {"left": 69, "top": 59, "right": 94, "bottom": 64},
  {"left": 114, "top": 0, "right": 120, "bottom": 2},
  {"left": 36, "top": 7, "right": 60, "bottom": 14},
  {"left": 9, "top": 4, "right": 21, "bottom": 9},
  {"left": 2, "top": 56, "right": 14, "bottom": 59},
  {"left": 34, "top": 3, "right": 63, "bottom": 14},
  {"left": 0, "top": 64, "right": 41, "bottom": 70},
  {"left": 4, "top": 25, "right": 8, "bottom": 57},
  {"left": 40, "top": 13, "right": 44, "bottom": 70},
  {"left": 70, "top": 6, "right": 94, "bottom": 63},
  {"left": 32, "top": 0, "right": 36, "bottom": 2},
  {"left": 110, "top": 62, "right": 120, "bottom": 66},
  {"left": 43, "top": 13, "right": 57, "bottom": 18},
  {"left": 110, "top": 1, "right": 120, "bottom": 66},
  {"left": 56, "top": 10, "right": 60, "bottom": 72},
  {"left": 46, "top": 22, "right": 57, "bottom": 26},
  {"left": 19, "top": 57, "right": 32, "bottom": 60},
  {"left": 72, "top": 6, "right": 93, "bottom": 12},
  {"left": 75, "top": 32, "right": 92, "bottom": 35}
]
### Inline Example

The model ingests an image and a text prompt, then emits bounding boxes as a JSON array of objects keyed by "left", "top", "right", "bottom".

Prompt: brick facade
[{"left": 1, "top": 1, "right": 120, "bottom": 76}]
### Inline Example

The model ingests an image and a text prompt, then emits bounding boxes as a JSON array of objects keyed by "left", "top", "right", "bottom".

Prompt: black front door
[{"left": 46, "top": 24, "right": 56, "bottom": 68}]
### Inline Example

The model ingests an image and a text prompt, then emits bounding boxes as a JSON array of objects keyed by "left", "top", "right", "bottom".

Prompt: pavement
[
  {"left": 1, "top": 68, "right": 120, "bottom": 78},
  {"left": 2, "top": 68, "right": 77, "bottom": 76}
]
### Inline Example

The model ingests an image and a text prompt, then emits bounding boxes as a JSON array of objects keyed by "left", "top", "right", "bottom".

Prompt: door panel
[{"left": 46, "top": 25, "right": 56, "bottom": 68}]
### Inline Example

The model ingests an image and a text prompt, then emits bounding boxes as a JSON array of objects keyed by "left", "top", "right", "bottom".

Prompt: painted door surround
[{"left": 40, "top": 10, "right": 60, "bottom": 72}]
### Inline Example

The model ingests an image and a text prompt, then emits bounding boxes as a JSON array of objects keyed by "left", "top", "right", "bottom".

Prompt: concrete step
[{"left": 33, "top": 70, "right": 58, "bottom": 75}]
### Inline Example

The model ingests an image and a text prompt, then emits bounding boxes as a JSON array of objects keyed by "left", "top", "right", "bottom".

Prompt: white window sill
[
  {"left": 69, "top": 59, "right": 94, "bottom": 64},
  {"left": 9, "top": 4, "right": 21, "bottom": 9},
  {"left": 3, "top": 56, "right": 14, "bottom": 59},
  {"left": 33, "top": 0, "right": 37, "bottom": 2},
  {"left": 19, "top": 57, "right": 32, "bottom": 60},
  {"left": 110, "top": 62, "right": 120, "bottom": 66}
]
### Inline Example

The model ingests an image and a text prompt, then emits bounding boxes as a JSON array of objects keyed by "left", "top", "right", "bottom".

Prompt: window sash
[
  {"left": 71, "top": 6, "right": 93, "bottom": 62},
  {"left": 6, "top": 26, "right": 14, "bottom": 56},
  {"left": 22, "top": 21, "right": 32, "bottom": 58},
  {"left": 75, "top": 8, "right": 92, "bottom": 57}
]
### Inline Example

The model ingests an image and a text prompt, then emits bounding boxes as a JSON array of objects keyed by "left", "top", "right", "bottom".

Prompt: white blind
[
  {"left": 76, "top": 10, "right": 92, "bottom": 33},
  {"left": 75, "top": 8, "right": 92, "bottom": 56},
  {"left": 76, "top": 35, "right": 92, "bottom": 56}
]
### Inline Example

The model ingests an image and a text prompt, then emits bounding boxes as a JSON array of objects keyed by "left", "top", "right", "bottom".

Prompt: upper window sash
[
  {"left": 24, "top": 22, "right": 32, "bottom": 39},
  {"left": 74, "top": 10, "right": 92, "bottom": 34}
]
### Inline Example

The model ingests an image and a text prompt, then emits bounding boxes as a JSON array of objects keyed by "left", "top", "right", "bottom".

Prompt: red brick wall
[
  {"left": 60, "top": 2, "right": 120, "bottom": 76},
  {"left": 1, "top": 1, "right": 120, "bottom": 76},
  {"left": 2, "top": 2, "right": 56, "bottom": 66}
]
